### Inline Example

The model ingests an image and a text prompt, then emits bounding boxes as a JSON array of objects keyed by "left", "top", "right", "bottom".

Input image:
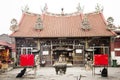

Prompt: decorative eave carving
[
  {"left": 10, "top": 18, "right": 19, "bottom": 32},
  {"left": 81, "top": 16, "right": 91, "bottom": 30},
  {"left": 106, "top": 24, "right": 115, "bottom": 30},
  {"left": 107, "top": 17, "right": 114, "bottom": 24},
  {"left": 106, "top": 17, "right": 115, "bottom": 30},
  {"left": 35, "top": 17, "right": 43, "bottom": 30}
]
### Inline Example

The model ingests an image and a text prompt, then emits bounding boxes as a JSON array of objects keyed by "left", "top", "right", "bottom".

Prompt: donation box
[
  {"left": 94, "top": 54, "right": 108, "bottom": 66},
  {"left": 20, "top": 54, "right": 34, "bottom": 67}
]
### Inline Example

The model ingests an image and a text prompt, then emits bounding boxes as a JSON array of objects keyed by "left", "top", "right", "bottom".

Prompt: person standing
[{"left": 34, "top": 54, "right": 40, "bottom": 77}]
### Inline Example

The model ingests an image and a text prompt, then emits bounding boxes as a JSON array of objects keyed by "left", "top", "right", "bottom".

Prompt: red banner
[
  {"left": 20, "top": 54, "right": 34, "bottom": 67},
  {"left": 94, "top": 54, "right": 108, "bottom": 66}
]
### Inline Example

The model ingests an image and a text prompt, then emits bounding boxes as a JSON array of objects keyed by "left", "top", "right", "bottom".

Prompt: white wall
[{"left": 111, "top": 51, "right": 120, "bottom": 65}]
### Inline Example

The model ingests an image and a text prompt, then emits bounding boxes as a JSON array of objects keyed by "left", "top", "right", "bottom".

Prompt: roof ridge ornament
[
  {"left": 106, "top": 17, "right": 115, "bottom": 30},
  {"left": 42, "top": 3, "right": 48, "bottom": 14},
  {"left": 35, "top": 16, "right": 43, "bottom": 30},
  {"left": 61, "top": 8, "right": 64, "bottom": 16},
  {"left": 81, "top": 15, "right": 91, "bottom": 30},
  {"left": 21, "top": 5, "right": 29, "bottom": 13},
  {"left": 10, "top": 18, "right": 19, "bottom": 32},
  {"left": 95, "top": 3, "right": 104, "bottom": 13},
  {"left": 76, "top": 3, "right": 84, "bottom": 13}
]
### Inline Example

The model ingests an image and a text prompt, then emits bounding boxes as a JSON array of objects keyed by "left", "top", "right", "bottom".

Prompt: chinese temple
[{"left": 10, "top": 5, "right": 116, "bottom": 67}]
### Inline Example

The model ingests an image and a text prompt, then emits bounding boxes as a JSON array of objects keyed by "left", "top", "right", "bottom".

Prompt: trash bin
[
  {"left": 112, "top": 59, "right": 117, "bottom": 67},
  {"left": 101, "top": 67, "right": 108, "bottom": 77}
]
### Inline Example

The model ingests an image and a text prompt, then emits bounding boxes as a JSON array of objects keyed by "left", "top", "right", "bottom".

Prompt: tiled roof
[
  {"left": 10, "top": 12, "right": 116, "bottom": 38},
  {"left": 0, "top": 40, "right": 11, "bottom": 48},
  {"left": 0, "top": 34, "right": 12, "bottom": 43}
]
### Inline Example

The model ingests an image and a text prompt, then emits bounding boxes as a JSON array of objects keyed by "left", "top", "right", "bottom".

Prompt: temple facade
[{"left": 10, "top": 7, "right": 116, "bottom": 66}]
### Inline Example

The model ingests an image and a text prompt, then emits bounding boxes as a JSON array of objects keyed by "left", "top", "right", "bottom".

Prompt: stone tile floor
[{"left": 0, "top": 67, "right": 120, "bottom": 80}]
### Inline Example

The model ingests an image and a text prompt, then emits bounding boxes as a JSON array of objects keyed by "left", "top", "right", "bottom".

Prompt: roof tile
[{"left": 10, "top": 12, "right": 116, "bottom": 37}]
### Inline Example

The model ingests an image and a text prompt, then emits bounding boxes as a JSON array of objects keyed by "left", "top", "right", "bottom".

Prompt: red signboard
[
  {"left": 20, "top": 54, "right": 34, "bottom": 67},
  {"left": 94, "top": 54, "right": 108, "bottom": 66}
]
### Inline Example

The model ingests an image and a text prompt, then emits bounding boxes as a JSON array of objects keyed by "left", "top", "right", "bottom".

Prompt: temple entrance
[
  {"left": 52, "top": 46, "right": 73, "bottom": 66},
  {"left": 39, "top": 39, "right": 86, "bottom": 66}
]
